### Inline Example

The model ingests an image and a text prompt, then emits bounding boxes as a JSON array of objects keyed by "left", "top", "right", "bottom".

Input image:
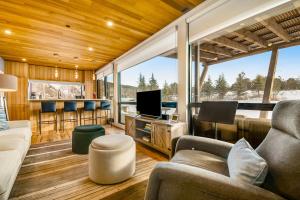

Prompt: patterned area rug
[{"left": 9, "top": 140, "right": 160, "bottom": 200}]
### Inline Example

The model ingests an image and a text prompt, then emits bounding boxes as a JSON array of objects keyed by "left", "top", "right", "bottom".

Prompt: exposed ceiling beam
[
  {"left": 233, "top": 29, "right": 268, "bottom": 48},
  {"left": 207, "top": 37, "right": 300, "bottom": 66},
  {"left": 200, "top": 43, "right": 232, "bottom": 57},
  {"left": 212, "top": 36, "right": 249, "bottom": 53},
  {"left": 260, "top": 18, "right": 292, "bottom": 42},
  {"left": 199, "top": 51, "right": 218, "bottom": 61}
]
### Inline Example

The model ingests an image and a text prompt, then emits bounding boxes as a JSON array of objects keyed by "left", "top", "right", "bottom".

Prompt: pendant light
[
  {"left": 54, "top": 66, "right": 59, "bottom": 78},
  {"left": 75, "top": 65, "right": 79, "bottom": 79}
]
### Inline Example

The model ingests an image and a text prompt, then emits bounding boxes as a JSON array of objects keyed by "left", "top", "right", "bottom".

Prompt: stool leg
[
  {"left": 55, "top": 112, "right": 58, "bottom": 132},
  {"left": 39, "top": 111, "right": 42, "bottom": 134},
  {"left": 80, "top": 110, "right": 82, "bottom": 125},
  {"left": 93, "top": 110, "right": 95, "bottom": 125},
  {"left": 62, "top": 111, "right": 65, "bottom": 132}
]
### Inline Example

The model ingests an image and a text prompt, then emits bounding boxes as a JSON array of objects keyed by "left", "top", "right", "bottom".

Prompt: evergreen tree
[
  {"left": 162, "top": 81, "right": 170, "bottom": 101},
  {"left": 202, "top": 76, "right": 214, "bottom": 99},
  {"left": 169, "top": 82, "right": 178, "bottom": 95},
  {"left": 148, "top": 73, "right": 159, "bottom": 90},
  {"left": 286, "top": 78, "right": 298, "bottom": 90},
  {"left": 272, "top": 76, "right": 283, "bottom": 99},
  {"left": 137, "top": 73, "right": 146, "bottom": 92},
  {"left": 252, "top": 75, "right": 265, "bottom": 96},
  {"left": 215, "top": 74, "right": 228, "bottom": 99},
  {"left": 232, "top": 72, "right": 248, "bottom": 99}
]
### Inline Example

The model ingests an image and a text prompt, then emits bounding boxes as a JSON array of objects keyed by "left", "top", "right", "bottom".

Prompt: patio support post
[
  {"left": 261, "top": 48, "right": 278, "bottom": 118},
  {"left": 199, "top": 63, "right": 209, "bottom": 91}
]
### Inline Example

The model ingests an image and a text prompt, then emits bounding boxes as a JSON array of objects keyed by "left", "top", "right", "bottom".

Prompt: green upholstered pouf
[{"left": 72, "top": 125, "right": 105, "bottom": 154}]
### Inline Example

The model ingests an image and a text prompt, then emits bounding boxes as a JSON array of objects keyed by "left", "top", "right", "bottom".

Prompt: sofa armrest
[
  {"left": 8, "top": 120, "right": 31, "bottom": 129},
  {"left": 145, "top": 162, "right": 285, "bottom": 200},
  {"left": 173, "top": 135, "right": 233, "bottom": 159}
]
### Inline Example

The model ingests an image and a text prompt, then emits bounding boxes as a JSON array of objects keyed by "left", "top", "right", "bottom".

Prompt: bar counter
[
  {"left": 28, "top": 99, "right": 104, "bottom": 102},
  {"left": 29, "top": 99, "right": 110, "bottom": 133}
]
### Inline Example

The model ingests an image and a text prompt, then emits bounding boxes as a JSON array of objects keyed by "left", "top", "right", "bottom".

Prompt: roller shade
[
  {"left": 188, "top": 0, "right": 291, "bottom": 43},
  {"left": 117, "top": 27, "right": 177, "bottom": 72},
  {"left": 96, "top": 63, "right": 113, "bottom": 79}
]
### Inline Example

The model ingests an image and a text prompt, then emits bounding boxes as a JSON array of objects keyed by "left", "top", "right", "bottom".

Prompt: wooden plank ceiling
[
  {"left": 0, "top": 0, "right": 203, "bottom": 70},
  {"left": 196, "top": 6, "right": 300, "bottom": 65}
]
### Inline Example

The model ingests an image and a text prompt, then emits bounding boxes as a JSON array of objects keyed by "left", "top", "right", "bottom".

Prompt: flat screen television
[{"left": 137, "top": 90, "right": 161, "bottom": 117}]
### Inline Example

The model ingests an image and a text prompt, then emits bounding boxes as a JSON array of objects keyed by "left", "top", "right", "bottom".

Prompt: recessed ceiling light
[
  {"left": 88, "top": 47, "right": 94, "bottom": 51},
  {"left": 4, "top": 29, "right": 12, "bottom": 35},
  {"left": 106, "top": 20, "right": 114, "bottom": 27},
  {"left": 75, "top": 65, "right": 79, "bottom": 68},
  {"left": 21, "top": 58, "right": 26, "bottom": 62}
]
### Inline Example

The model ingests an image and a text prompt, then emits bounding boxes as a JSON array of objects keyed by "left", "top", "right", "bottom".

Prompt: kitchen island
[{"left": 29, "top": 99, "right": 111, "bottom": 133}]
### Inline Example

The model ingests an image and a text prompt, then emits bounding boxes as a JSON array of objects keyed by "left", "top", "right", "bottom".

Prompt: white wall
[{"left": 0, "top": 57, "right": 4, "bottom": 73}]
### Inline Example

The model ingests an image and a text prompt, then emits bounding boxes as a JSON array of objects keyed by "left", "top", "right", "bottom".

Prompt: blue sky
[
  {"left": 121, "top": 45, "right": 300, "bottom": 87},
  {"left": 208, "top": 45, "right": 300, "bottom": 85},
  {"left": 121, "top": 56, "right": 178, "bottom": 88}
]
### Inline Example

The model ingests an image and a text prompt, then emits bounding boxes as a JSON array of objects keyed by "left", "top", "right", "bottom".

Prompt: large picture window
[
  {"left": 28, "top": 80, "right": 84, "bottom": 100},
  {"left": 271, "top": 45, "right": 300, "bottom": 102},
  {"left": 97, "top": 73, "right": 114, "bottom": 100},
  {"left": 119, "top": 51, "right": 178, "bottom": 123}
]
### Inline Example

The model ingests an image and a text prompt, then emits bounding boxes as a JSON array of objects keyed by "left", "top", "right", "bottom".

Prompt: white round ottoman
[{"left": 88, "top": 134, "right": 136, "bottom": 184}]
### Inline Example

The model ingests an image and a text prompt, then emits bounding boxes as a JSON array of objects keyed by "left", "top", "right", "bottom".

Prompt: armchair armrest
[
  {"left": 172, "top": 135, "right": 233, "bottom": 159},
  {"left": 145, "top": 162, "right": 285, "bottom": 200}
]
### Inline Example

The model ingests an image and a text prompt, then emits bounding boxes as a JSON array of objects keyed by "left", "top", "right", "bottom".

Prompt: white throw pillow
[{"left": 227, "top": 138, "right": 268, "bottom": 186}]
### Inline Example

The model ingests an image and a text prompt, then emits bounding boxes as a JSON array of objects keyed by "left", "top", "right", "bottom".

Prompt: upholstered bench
[
  {"left": 72, "top": 125, "right": 105, "bottom": 154},
  {"left": 89, "top": 134, "right": 136, "bottom": 184}
]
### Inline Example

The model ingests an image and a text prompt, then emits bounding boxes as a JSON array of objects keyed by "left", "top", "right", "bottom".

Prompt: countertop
[{"left": 28, "top": 99, "right": 107, "bottom": 102}]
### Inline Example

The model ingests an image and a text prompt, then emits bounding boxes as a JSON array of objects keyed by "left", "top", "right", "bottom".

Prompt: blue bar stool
[
  {"left": 96, "top": 100, "right": 112, "bottom": 126},
  {"left": 80, "top": 101, "right": 96, "bottom": 125},
  {"left": 61, "top": 101, "right": 78, "bottom": 131},
  {"left": 39, "top": 101, "right": 57, "bottom": 134}
]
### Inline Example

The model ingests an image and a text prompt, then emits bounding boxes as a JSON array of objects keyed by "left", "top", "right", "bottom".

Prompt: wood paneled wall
[
  {"left": 29, "top": 65, "right": 84, "bottom": 83},
  {"left": 4, "top": 60, "right": 96, "bottom": 120},
  {"left": 5, "top": 61, "right": 30, "bottom": 120},
  {"left": 84, "top": 70, "right": 96, "bottom": 99}
]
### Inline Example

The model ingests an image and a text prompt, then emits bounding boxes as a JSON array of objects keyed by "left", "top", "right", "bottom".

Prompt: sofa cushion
[
  {"left": 8, "top": 120, "right": 31, "bottom": 129},
  {"left": 0, "top": 127, "right": 32, "bottom": 142},
  {"left": 171, "top": 150, "right": 229, "bottom": 176},
  {"left": 228, "top": 138, "right": 268, "bottom": 186},
  {"left": 0, "top": 138, "right": 27, "bottom": 160},
  {"left": 0, "top": 150, "right": 21, "bottom": 195}
]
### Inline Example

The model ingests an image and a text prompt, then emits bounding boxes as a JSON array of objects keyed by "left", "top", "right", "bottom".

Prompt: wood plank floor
[{"left": 10, "top": 126, "right": 167, "bottom": 200}]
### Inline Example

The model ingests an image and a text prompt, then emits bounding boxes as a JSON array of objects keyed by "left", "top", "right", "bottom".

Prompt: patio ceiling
[{"left": 197, "top": 7, "right": 300, "bottom": 66}]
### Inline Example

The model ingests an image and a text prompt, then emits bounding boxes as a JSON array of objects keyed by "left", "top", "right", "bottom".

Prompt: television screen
[{"left": 137, "top": 90, "right": 161, "bottom": 117}]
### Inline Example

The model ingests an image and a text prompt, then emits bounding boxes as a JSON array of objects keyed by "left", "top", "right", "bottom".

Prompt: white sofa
[{"left": 0, "top": 120, "right": 32, "bottom": 200}]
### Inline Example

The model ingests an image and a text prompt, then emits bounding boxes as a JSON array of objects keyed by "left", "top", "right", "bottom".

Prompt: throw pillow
[{"left": 227, "top": 138, "right": 268, "bottom": 186}]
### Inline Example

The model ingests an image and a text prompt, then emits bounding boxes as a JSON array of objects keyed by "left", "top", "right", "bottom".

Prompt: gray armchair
[{"left": 145, "top": 100, "right": 300, "bottom": 200}]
